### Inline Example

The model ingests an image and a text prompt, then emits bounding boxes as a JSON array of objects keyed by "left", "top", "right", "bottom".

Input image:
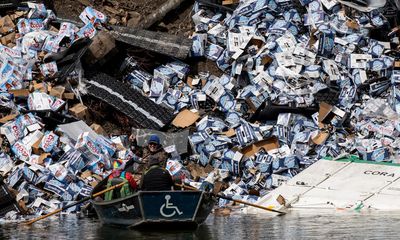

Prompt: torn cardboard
[
  {"left": 223, "top": 128, "right": 236, "bottom": 137},
  {"left": 240, "top": 137, "right": 279, "bottom": 158},
  {"left": 0, "top": 114, "right": 18, "bottom": 124},
  {"left": 172, "top": 109, "right": 200, "bottom": 128},
  {"left": 49, "top": 86, "right": 65, "bottom": 99},
  {"left": 90, "top": 123, "right": 107, "bottom": 136},
  {"left": 318, "top": 102, "right": 333, "bottom": 123},
  {"left": 0, "top": 15, "right": 15, "bottom": 35},
  {"left": 312, "top": 131, "right": 330, "bottom": 145},
  {"left": 9, "top": 89, "right": 29, "bottom": 98}
]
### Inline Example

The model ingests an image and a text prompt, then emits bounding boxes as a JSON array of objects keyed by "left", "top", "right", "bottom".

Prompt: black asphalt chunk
[{"left": 86, "top": 72, "right": 175, "bottom": 130}]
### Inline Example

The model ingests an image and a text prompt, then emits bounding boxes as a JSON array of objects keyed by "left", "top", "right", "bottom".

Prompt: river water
[{"left": 1, "top": 210, "right": 399, "bottom": 239}]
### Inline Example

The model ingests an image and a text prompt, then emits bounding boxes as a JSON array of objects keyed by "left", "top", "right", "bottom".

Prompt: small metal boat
[{"left": 91, "top": 185, "right": 216, "bottom": 229}]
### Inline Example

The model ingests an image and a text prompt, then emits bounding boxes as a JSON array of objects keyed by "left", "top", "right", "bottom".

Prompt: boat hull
[{"left": 92, "top": 190, "right": 215, "bottom": 229}]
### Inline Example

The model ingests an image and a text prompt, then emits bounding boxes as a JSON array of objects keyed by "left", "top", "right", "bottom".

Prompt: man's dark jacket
[{"left": 140, "top": 166, "right": 174, "bottom": 191}]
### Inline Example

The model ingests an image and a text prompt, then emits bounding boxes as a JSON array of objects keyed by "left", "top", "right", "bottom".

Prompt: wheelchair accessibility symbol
[{"left": 160, "top": 195, "right": 183, "bottom": 217}]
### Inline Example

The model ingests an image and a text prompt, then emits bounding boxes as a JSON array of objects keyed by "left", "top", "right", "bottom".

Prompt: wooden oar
[
  {"left": 176, "top": 184, "right": 286, "bottom": 215},
  {"left": 25, "top": 181, "right": 126, "bottom": 225},
  {"left": 216, "top": 194, "right": 286, "bottom": 215}
]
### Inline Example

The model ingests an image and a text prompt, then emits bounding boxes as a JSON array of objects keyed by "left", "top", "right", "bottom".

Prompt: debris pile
[
  {"left": 122, "top": 0, "right": 400, "bottom": 206},
  {"left": 0, "top": 3, "right": 137, "bottom": 217},
  {"left": 0, "top": 0, "right": 399, "bottom": 217}
]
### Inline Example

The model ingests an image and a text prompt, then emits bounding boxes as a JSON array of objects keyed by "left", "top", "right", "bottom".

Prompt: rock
[
  {"left": 77, "top": 0, "right": 91, "bottom": 6},
  {"left": 158, "top": 22, "right": 166, "bottom": 28},
  {"left": 86, "top": 31, "right": 116, "bottom": 64},
  {"left": 109, "top": 18, "right": 118, "bottom": 25},
  {"left": 122, "top": 16, "right": 127, "bottom": 26},
  {"left": 106, "top": 0, "right": 119, "bottom": 7},
  {"left": 128, "top": 11, "right": 141, "bottom": 18},
  {"left": 104, "top": 6, "right": 120, "bottom": 15},
  {"left": 126, "top": 12, "right": 142, "bottom": 28},
  {"left": 183, "top": 30, "right": 192, "bottom": 38}
]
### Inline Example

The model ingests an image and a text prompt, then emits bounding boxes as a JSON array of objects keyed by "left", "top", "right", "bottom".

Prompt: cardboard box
[
  {"left": 49, "top": 86, "right": 65, "bottom": 99},
  {"left": 90, "top": 180, "right": 99, "bottom": 187},
  {"left": 92, "top": 174, "right": 103, "bottom": 182},
  {"left": 9, "top": 89, "right": 30, "bottom": 98},
  {"left": 186, "top": 162, "right": 208, "bottom": 179},
  {"left": 69, "top": 103, "right": 89, "bottom": 120},
  {"left": 213, "top": 181, "right": 224, "bottom": 195},
  {"left": 318, "top": 102, "right": 345, "bottom": 124},
  {"left": 63, "top": 92, "right": 75, "bottom": 100},
  {"left": 80, "top": 170, "right": 92, "bottom": 179},
  {"left": 240, "top": 137, "right": 279, "bottom": 158},
  {"left": 49, "top": 26, "right": 59, "bottom": 33},
  {"left": 187, "top": 76, "right": 196, "bottom": 88},
  {"left": 87, "top": 31, "right": 116, "bottom": 63},
  {"left": 22, "top": 130, "right": 43, "bottom": 149},
  {"left": 172, "top": 109, "right": 200, "bottom": 128},
  {"left": 312, "top": 131, "right": 330, "bottom": 145},
  {"left": 0, "top": 15, "right": 15, "bottom": 35},
  {"left": 1, "top": 32, "right": 15, "bottom": 45},
  {"left": 245, "top": 97, "right": 259, "bottom": 113},
  {"left": 223, "top": 128, "right": 236, "bottom": 137},
  {"left": 350, "top": 54, "right": 372, "bottom": 69},
  {"left": 318, "top": 102, "right": 333, "bottom": 123},
  {"left": 10, "top": 11, "right": 25, "bottom": 21},
  {"left": 222, "top": 0, "right": 239, "bottom": 5},
  {"left": 38, "top": 153, "right": 50, "bottom": 165},
  {"left": 261, "top": 56, "right": 273, "bottom": 66},
  {"left": 32, "top": 137, "right": 43, "bottom": 155},
  {"left": 0, "top": 114, "right": 18, "bottom": 124},
  {"left": 31, "top": 82, "right": 47, "bottom": 92},
  {"left": 346, "top": 19, "right": 359, "bottom": 29},
  {"left": 90, "top": 123, "right": 107, "bottom": 136}
]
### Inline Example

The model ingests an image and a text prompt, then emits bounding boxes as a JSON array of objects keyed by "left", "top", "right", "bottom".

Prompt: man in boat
[
  {"left": 134, "top": 134, "right": 168, "bottom": 173},
  {"left": 139, "top": 156, "right": 174, "bottom": 191}
]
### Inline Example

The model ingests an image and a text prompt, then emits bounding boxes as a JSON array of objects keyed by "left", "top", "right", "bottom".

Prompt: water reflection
[
  {"left": 95, "top": 223, "right": 213, "bottom": 240},
  {"left": 2, "top": 211, "right": 400, "bottom": 239}
]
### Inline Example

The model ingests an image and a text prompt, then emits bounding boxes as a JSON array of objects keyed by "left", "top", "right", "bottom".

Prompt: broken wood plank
[
  {"left": 104, "top": 5, "right": 121, "bottom": 15},
  {"left": 138, "top": 0, "right": 186, "bottom": 29}
]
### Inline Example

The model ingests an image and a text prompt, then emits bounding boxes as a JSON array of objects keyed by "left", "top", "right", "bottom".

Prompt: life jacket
[{"left": 104, "top": 171, "right": 133, "bottom": 201}]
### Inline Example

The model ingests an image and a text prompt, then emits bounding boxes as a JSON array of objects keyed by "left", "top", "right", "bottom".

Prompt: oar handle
[
  {"left": 176, "top": 183, "right": 286, "bottom": 215},
  {"left": 25, "top": 208, "right": 64, "bottom": 225},
  {"left": 217, "top": 194, "right": 286, "bottom": 215},
  {"left": 175, "top": 183, "right": 197, "bottom": 190},
  {"left": 92, "top": 181, "right": 126, "bottom": 198},
  {"left": 25, "top": 181, "right": 126, "bottom": 225}
]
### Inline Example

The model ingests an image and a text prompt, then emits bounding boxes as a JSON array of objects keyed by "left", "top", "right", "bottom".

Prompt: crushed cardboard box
[{"left": 172, "top": 109, "right": 200, "bottom": 128}]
